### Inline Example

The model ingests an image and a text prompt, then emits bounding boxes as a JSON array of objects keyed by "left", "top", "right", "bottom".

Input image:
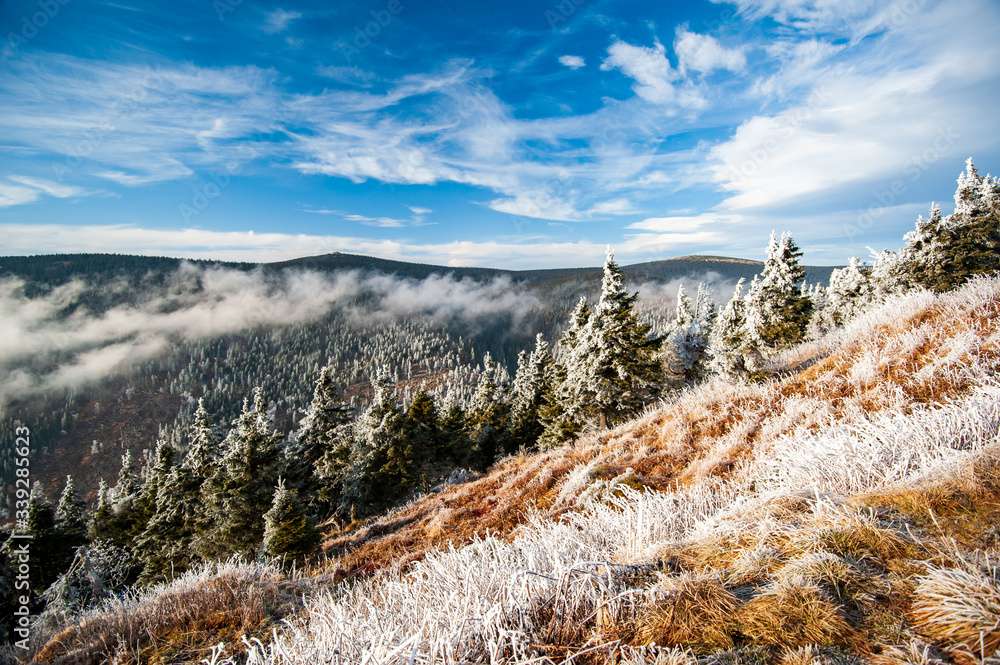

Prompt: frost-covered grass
[{"left": 33, "top": 278, "right": 1000, "bottom": 664}]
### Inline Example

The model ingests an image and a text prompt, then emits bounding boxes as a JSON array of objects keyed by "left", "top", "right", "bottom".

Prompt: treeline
[{"left": 3, "top": 158, "right": 998, "bottom": 641}]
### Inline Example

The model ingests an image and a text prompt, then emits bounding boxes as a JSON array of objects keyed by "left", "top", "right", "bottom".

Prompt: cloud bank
[{"left": 0, "top": 265, "right": 542, "bottom": 412}]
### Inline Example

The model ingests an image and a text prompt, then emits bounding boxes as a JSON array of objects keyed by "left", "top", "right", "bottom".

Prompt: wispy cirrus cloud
[
  {"left": 0, "top": 175, "right": 93, "bottom": 207},
  {"left": 263, "top": 9, "right": 302, "bottom": 34}
]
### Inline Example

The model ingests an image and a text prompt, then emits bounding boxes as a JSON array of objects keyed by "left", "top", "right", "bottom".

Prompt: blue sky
[{"left": 1, "top": 0, "right": 998, "bottom": 268}]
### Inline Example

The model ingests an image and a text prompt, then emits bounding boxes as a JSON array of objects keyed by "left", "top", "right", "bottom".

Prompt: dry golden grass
[
  {"left": 737, "top": 580, "right": 853, "bottom": 649},
  {"left": 33, "top": 565, "right": 304, "bottom": 665},
  {"left": 628, "top": 573, "right": 739, "bottom": 652},
  {"left": 910, "top": 558, "right": 1000, "bottom": 662}
]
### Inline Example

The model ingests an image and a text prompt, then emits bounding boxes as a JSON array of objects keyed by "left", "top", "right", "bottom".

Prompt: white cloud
[
  {"left": 0, "top": 175, "right": 91, "bottom": 207},
  {"left": 628, "top": 213, "right": 740, "bottom": 232},
  {"left": 674, "top": 28, "right": 746, "bottom": 75},
  {"left": 558, "top": 54, "right": 586, "bottom": 69},
  {"left": 0, "top": 182, "right": 40, "bottom": 207},
  {"left": 263, "top": 9, "right": 302, "bottom": 34},
  {"left": 709, "top": 0, "right": 1000, "bottom": 210},
  {"left": 589, "top": 198, "right": 639, "bottom": 216},
  {"left": 715, "top": 0, "right": 925, "bottom": 40},
  {"left": 601, "top": 40, "right": 677, "bottom": 104},
  {"left": 8, "top": 175, "right": 86, "bottom": 198},
  {"left": 0, "top": 223, "right": 724, "bottom": 269}
]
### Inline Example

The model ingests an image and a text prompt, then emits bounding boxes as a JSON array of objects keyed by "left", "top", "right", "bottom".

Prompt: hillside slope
[{"left": 33, "top": 277, "right": 1000, "bottom": 664}]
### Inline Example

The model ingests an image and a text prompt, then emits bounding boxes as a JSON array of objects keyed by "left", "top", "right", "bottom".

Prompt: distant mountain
[{"left": 0, "top": 251, "right": 839, "bottom": 287}]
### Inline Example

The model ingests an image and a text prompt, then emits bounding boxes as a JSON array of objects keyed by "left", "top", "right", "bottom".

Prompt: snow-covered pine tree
[
  {"left": 262, "top": 479, "right": 320, "bottom": 563},
  {"left": 509, "top": 334, "right": 554, "bottom": 451},
  {"left": 134, "top": 437, "right": 176, "bottom": 536},
  {"left": 663, "top": 282, "right": 713, "bottom": 385},
  {"left": 54, "top": 475, "right": 87, "bottom": 549},
  {"left": 401, "top": 389, "right": 442, "bottom": 479},
  {"left": 897, "top": 203, "right": 945, "bottom": 291},
  {"left": 197, "top": 387, "right": 284, "bottom": 560},
  {"left": 695, "top": 283, "right": 718, "bottom": 333},
  {"left": 88, "top": 479, "right": 113, "bottom": 541},
  {"left": 22, "top": 485, "right": 64, "bottom": 590},
  {"left": 466, "top": 352, "right": 512, "bottom": 467},
  {"left": 539, "top": 297, "right": 593, "bottom": 448},
  {"left": 744, "top": 231, "right": 812, "bottom": 355},
  {"left": 582, "top": 249, "right": 662, "bottom": 427},
  {"left": 825, "top": 257, "right": 874, "bottom": 327},
  {"left": 113, "top": 449, "right": 139, "bottom": 502},
  {"left": 707, "top": 279, "right": 751, "bottom": 380},
  {"left": 288, "top": 364, "right": 353, "bottom": 516},
  {"left": 183, "top": 397, "right": 217, "bottom": 473},
  {"left": 340, "top": 373, "right": 408, "bottom": 516},
  {"left": 869, "top": 248, "right": 910, "bottom": 299},
  {"left": 928, "top": 158, "right": 1000, "bottom": 291}
]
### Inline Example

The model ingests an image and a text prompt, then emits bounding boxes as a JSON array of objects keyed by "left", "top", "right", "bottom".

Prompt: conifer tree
[
  {"left": 539, "top": 299, "right": 591, "bottom": 448},
  {"left": 21, "top": 485, "right": 64, "bottom": 590},
  {"left": 585, "top": 249, "right": 662, "bottom": 426},
  {"left": 89, "top": 478, "right": 113, "bottom": 542},
  {"left": 198, "top": 387, "right": 284, "bottom": 560},
  {"left": 183, "top": 398, "right": 217, "bottom": 473},
  {"left": 663, "top": 282, "right": 712, "bottom": 385},
  {"left": 263, "top": 479, "right": 320, "bottom": 563},
  {"left": 289, "top": 364, "right": 353, "bottom": 516},
  {"left": 466, "top": 353, "right": 511, "bottom": 467},
  {"left": 402, "top": 389, "right": 443, "bottom": 478},
  {"left": 114, "top": 449, "right": 140, "bottom": 501},
  {"left": 340, "top": 374, "right": 408, "bottom": 516},
  {"left": 927, "top": 159, "right": 1000, "bottom": 290},
  {"left": 707, "top": 279, "right": 751, "bottom": 380},
  {"left": 55, "top": 475, "right": 87, "bottom": 553},
  {"left": 744, "top": 231, "right": 812, "bottom": 355},
  {"left": 825, "top": 257, "right": 873, "bottom": 327},
  {"left": 509, "top": 334, "right": 554, "bottom": 451}
]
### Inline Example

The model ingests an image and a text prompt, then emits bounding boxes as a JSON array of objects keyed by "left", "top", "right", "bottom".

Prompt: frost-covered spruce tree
[
  {"left": 21, "top": 485, "right": 64, "bottom": 590},
  {"left": 896, "top": 203, "right": 945, "bottom": 291},
  {"left": 744, "top": 231, "right": 812, "bottom": 355},
  {"left": 55, "top": 475, "right": 87, "bottom": 544},
  {"left": 288, "top": 364, "right": 353, "bottom": 516},
  {"left": 928, "top": 158, "right": 1000, "bottom": 291},
  {"left": 509, "top": 334, "right": 554, "bottom": 451},
  {"left": 583, "top": 249, "right": 662, "bottom": 427},
  {"left": 340, "top": 373, "right": 408, "bottom": 517},
  {"left": 869, "top": 248, "right": 910, "bottom": 299},
  {"left": 467, "top": 352, "right": 512, "bottom": 467},
  {"left": 826, "top": 257, "right": 873, "bottom": 327},
  {"left": 184, "top": 398, "right": 217, "bottom": 472},
  {"left": 695, "top": 282, "right": 718, "bottom": 332},
  {"left": 88, "top": 479, "right": 113, "bottom": 541},
  {"left": 401, "top": 389, "right": 442, "bottom": 476},
  {"left": 198, "top": 387, "right": 283, "bottom": 560},
  {"left": 663, "top": 283, "right": 713, "bottom": 385},
  {"left": 707, "top": 279, "right": 751, "bottom": 380},
  {"left": 539, "top": 297, "right": 592, "bottom": 448},
  {"left": 140, "top": 402, "right": 222, "bottom": 583},
  {"left": 113, "top": 449, "right": 140, "bottom": 502},
  {"left": 263, "top": 479, "right": 320, "bottom": 564}
]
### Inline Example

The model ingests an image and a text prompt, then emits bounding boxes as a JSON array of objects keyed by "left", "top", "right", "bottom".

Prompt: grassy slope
[{"left": 33, "top": 278, "right": 1000, "bottom": 664}]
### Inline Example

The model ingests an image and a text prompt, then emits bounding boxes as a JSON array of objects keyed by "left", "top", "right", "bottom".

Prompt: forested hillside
[
  {"left": 5, "top": 159, "right": 1000, "bottom": 663},
  {"left": 0, "top": 250, "right": 834, "bottom": 505}
]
